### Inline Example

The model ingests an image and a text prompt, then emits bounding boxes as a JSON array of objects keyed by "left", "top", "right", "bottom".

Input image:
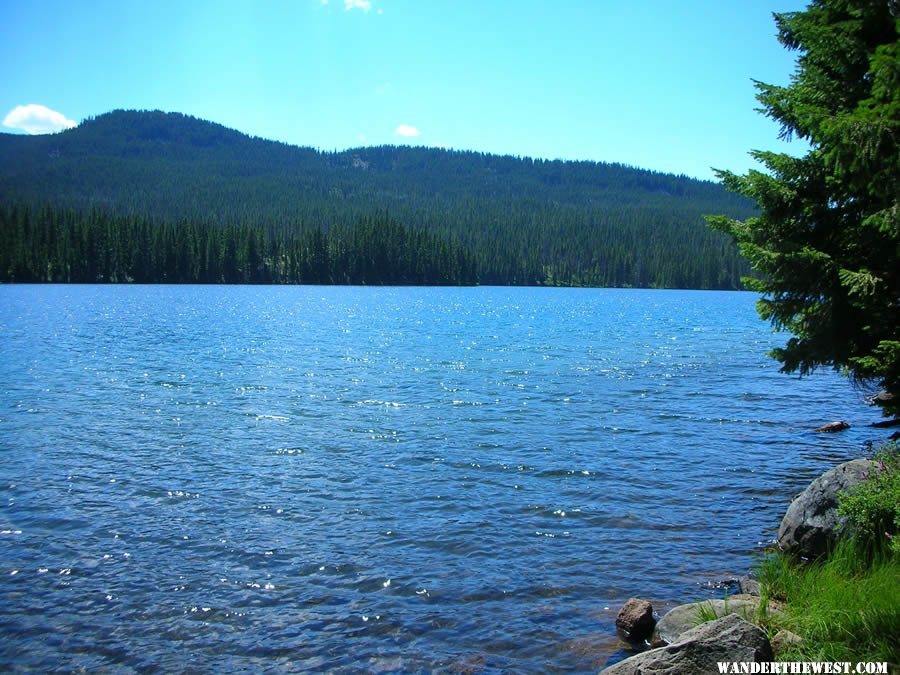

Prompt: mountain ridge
[
  {"left": 0, "top": 109, "right": 755, "bottom": 288},
  {"left": 1, "top": 108, "right": 730, "bottom": 180}
]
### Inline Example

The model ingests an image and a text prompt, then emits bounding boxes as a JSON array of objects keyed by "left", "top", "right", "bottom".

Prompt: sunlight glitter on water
[{"left": 0, "top": 285, "right": 882, "bottom": 673}]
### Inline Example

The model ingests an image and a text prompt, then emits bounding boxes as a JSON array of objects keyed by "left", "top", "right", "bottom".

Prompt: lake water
[{"left": 0, "top": 285, "right": 881, "bottom": 672}]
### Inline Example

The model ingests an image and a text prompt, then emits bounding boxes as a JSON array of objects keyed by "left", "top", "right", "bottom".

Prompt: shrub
[{"left": 838, "top": 445, "right": 900, "bottom": 558}]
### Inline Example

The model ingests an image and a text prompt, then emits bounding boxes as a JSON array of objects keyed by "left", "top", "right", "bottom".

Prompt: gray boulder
[
  {"left": 738, "top": 576, "right": 760, "bottom": 596},
  {"left": 771, "top": 629, "right": 804, "bottom": 656},
  {"left": 615, "top": 598, "right": 656, "bottom": 642},
  {"left": 603, "top": 613, "right": 773, "bottom": 674},
  {"left": 654, "top": 595, "right": 763, "bottom": 644},
  {"left": 777, "top": 459, "right": 873, "bottom": 559}
]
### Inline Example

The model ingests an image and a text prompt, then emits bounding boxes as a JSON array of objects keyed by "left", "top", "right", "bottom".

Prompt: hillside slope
[{"left": 0, "top": 109, "right": 755, "bottom": 287}]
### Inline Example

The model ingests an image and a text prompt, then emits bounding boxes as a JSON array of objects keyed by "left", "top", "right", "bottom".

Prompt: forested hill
[{"left": 0, "top": 109, "right": 756, "bottom": 288}]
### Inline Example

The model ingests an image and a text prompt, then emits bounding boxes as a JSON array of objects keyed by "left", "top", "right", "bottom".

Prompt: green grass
[
  {"left": 757, "top": 538, "right": 900, "bottom": 665},
  {"left": 695, "top": 599, "right": 722, "bottom": 625}
]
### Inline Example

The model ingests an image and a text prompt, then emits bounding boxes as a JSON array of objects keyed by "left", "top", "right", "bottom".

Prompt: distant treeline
[
  {"left": 0, "top": 204, "right": 476, "bottom": 285},
  {"left": 1, "top": 203, "right": 752, "bottom": 287}
]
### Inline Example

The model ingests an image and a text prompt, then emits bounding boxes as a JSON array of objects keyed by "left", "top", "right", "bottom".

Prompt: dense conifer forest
[
  {"left": 0, "top": 205, "right": 476, "bottom": 285},
  {"left": 0, "top": 110, "right": 756, "bottom": 287}
]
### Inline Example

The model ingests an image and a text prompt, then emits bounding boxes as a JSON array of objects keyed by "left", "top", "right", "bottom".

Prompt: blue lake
[{"left": 0, "top": 285, "right": 881, "bottom": 672}]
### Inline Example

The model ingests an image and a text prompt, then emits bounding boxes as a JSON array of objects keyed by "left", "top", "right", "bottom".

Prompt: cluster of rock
[
  {"left": 607, "top": 589, "right": 785, "bottom": 674},
  {"left": 606, "top": 613, "right": 773, "bottom": 674},
  {"left": 602, "top": 457, "right": 874, "bottom": 673}
]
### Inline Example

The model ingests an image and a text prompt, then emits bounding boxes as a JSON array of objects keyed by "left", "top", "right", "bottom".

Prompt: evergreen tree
[
  {"left": 0, "top": 109, "right": 755, "bottom": 291},
  {"left": 708, "top": 0, "right": 899, "bottom": 414}
]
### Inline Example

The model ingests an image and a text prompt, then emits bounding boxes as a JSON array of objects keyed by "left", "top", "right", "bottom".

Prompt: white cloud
[
  {"left": 395, "top": 124, "right": 421, "bottom": 138},
  {"left": 3, "top": 104, "right": 77, "bottom": 135},
  {"left": 344, "top": 0, "right": 371, "bottom": 10}
]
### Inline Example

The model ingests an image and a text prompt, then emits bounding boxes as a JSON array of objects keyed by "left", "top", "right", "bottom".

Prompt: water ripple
[{"left": 0, "top": 285, "right": 879, "bottom": 673}]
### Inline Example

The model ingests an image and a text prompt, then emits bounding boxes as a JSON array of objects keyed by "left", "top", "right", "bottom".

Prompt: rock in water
[
  {"left": 868, "top": 390, "right": 894, "bottom": 408},
  {"left": 777, "top": 458, "right": 873, "bottom": 559},
  {"left": 615, "top": 598, "right": 655, "bottom": 642},
  {"left": 814, "top": 421, "right": 850, "bottom": 432},
  {"left": 603, "top": 614, "right": 773, "bottom": 674}
]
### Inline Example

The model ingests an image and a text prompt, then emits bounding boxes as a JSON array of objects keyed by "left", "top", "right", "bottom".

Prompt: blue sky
[{"left": 1, "top": 0, "right": 807, "bottom": 180}]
